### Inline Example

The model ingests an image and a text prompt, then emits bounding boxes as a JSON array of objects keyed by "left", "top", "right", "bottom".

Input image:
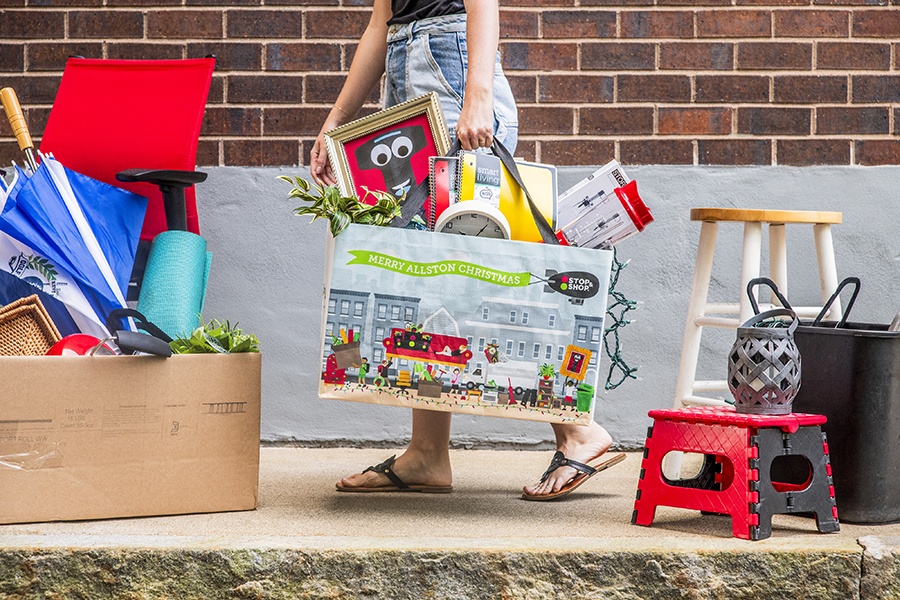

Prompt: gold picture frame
[{"left": 323, "top": 92, "right": 451, "bottom": 201}]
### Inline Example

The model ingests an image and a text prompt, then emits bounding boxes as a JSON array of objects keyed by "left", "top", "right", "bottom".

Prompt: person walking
[{"left": 313, "top": 0, "right": 622, "bottom": 500}]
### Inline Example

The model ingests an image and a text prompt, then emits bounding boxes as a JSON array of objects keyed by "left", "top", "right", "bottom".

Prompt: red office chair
[
  {"left": 39, "top": 57, "right": 215, "bottom": 298},
  {"left": 40, "top": 57, "right": 215, "bottom": 240}
]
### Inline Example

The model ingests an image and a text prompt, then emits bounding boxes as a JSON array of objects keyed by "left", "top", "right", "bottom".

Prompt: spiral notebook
[{"left": 426, "top": 156, "right": 459, "bottom": 229}]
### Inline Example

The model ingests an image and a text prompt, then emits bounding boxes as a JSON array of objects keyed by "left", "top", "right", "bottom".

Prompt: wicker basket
[
  {"left": 727, "top": 308, "right": 801, "bottom": 415},
  {"left": 0, "top": 295, "right": 62, "bottom": 356}
]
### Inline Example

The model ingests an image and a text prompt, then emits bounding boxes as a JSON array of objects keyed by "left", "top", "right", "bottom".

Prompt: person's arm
[
  {"left": 310, "top": 0, "right": 392, "bottom": 185},
  {"left": 456, "top": 0, "right": 499, "bottom": 151}
]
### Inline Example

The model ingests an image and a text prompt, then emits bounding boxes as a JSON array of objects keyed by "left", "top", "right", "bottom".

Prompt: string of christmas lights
[{"left": 603, "top": 248, "right": 638, "bottom": 390}]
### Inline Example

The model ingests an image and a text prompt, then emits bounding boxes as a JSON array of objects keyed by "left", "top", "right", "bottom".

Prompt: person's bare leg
[
  {"left": 338, "top": 409, "right": 453, "bottom": 489},
  {"left": 523, "top": 420, "right": 613, "bottom": 497}
]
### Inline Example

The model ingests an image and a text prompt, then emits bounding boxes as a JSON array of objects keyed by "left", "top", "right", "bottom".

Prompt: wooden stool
[
  {"left": 632, "top": 407, "right": 840, "bottom": 541},
  {"left": 674, "top": 208, "right": 842, "bottom": 408}
]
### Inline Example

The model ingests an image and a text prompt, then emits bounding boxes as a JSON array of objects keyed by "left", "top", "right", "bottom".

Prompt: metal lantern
[{"left": 728, "top": 308, "right": 801, "bottom": 415}]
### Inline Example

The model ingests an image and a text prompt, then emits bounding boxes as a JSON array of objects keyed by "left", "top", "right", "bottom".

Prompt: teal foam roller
[{"left": 137, "top": 230, "right": 211, "bottom": 339}]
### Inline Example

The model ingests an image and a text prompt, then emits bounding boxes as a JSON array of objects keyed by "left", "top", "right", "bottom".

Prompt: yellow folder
[{"left": 458, "top": 152, "right": 557, "bottom": 243}]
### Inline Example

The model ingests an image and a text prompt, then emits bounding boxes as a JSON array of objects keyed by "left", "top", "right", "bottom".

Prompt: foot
[
  {"left": 337, "top": 449, "right": 453, "bottom": 491},
  {"left": 522, "top": 421, "right": 613, "bottom": 498}
]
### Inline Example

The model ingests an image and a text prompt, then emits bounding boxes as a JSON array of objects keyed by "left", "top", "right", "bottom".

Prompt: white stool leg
[
  {"left": 666, "top": 221, "right": 719, "bottom": 480},
  {"left": 673, "top": 220, "right": 718, "bottom": 408},
  {"left": 769, "top": 223, "right": 788, "bottom": 304},
  {"left": 739, "top": 222, "right": 763, "bottom": 323},
  {"left": 814, "top": 223, "right": 842, "bottom": 320}
]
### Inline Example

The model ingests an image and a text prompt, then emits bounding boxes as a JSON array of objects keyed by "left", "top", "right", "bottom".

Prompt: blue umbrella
[
  {"left": 1, "top": 167, "right": 103, "bottom": 337},
  {"left": 0, "top": 156, "right": 147, "bottom": 331}
]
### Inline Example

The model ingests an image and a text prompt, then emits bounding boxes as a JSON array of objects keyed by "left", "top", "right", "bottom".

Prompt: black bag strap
[
  {"left": 812, "top": 276, "right": 860, "bottom": 328},
  {"left": 397, "top": 139, "right": 460, "bottom": 228},
  {"left": 491, "top": 140, "right": 558, "bottom": 245},
  {"left": 747, "top": 277, "right": 794, "bottom": 315},
  {"left": 398, "top": 139, "right": 559, "bottom": 245},
  {"left": 114, "top": 329, "right": 173, "bottom": 357}
]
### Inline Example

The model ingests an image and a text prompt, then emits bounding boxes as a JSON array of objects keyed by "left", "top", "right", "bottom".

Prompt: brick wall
[{"left": 1, "top": 1, "right": 898, "bottom": 167}]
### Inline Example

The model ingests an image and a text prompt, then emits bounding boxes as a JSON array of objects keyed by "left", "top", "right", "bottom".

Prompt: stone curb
[{"left": 0, "top": 535, "right": 885, "bottom": 599}]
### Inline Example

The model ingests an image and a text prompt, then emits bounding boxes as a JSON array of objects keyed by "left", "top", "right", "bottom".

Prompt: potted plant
[
  {"left": 536, "top": 364, "right": 557, "bottom": 405},
  {"left": 539, "top": 363, "right": 557, "bottom": 380},
  {"left": 169, "top": 318, "right": 260, "bottom": 354},
  {"left": 279, "top": 176, "right": 402, "bottom": 236}
]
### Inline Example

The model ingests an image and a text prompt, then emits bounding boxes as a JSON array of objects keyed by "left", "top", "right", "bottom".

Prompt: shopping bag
[{"left": 318, "top": 223, "right": 613, "bottom": 425}]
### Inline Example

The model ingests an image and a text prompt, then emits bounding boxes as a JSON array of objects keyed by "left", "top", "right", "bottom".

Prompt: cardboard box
[
  {"left": 0, "top": 353, "right": 261, "bottom": 524},
  {"left": 555, "top": 162, "right": 652, "bottom": 250},
  {"left": 556, "top": 160, "right": 630, "bottom": 231}
]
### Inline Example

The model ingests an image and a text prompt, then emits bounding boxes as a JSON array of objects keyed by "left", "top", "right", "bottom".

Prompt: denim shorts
[{"left": 385, "top": 13, "right": 519, "bottom": 154}]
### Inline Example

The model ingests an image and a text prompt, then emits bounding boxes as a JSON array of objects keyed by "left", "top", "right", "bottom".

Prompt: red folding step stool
[{"left": 632, "top": 407, "right": 840, "bottom": 541}]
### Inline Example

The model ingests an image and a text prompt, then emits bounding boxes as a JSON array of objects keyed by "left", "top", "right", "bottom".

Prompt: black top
[{"left": 388, "top": 0, "right": 465, "bottom": 25}]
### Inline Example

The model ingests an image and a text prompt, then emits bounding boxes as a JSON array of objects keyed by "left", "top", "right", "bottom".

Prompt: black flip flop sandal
[
  {"left": 335, "top": 455, "right": 453, "bottom": 494},
  {"left": 522, "top": 451, "right": 626, "bottom": 501}
]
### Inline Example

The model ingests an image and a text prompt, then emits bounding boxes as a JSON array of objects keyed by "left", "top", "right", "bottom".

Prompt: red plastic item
[
  {"left": 614, "top": 180, "right": 653, "bottom": 231},
  {"left": 47, "top": 334, "right": 115, "bottom": 356},
  {"left": 40, "top": 58, "right": 215, "bottom": 241},
  {"left": 632, "top": 406, "right": 839, "bottom": 540}
]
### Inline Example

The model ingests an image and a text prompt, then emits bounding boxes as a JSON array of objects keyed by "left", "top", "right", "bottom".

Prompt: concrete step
[{"left": 2, "top": 449, "right": 900, "bottom": 599}]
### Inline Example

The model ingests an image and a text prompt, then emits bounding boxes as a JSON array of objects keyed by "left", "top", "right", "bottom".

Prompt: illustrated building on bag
[
  {"left": 573, "top": 314, "right": 605, "bottom": 378},
  {"left": 325, "top": 289, "right": 420, "bottom": 375},
  {"left": 464, "top": 298, "right": 565, "bottom": 379},
  {"left": 422, "top": 307, "right": 460, "bottom": 339},
  {"left": 325, "top": 290, "right": 605, "bottom": 390},
  {"left": 324, "top": 289, "right": 369, "bottom": 364},
  {"left": 464, "top": 298, "right": 604, "bottom": 388},
  {"left": 371, "top": 293, "right": 420, "bottom": 369}
]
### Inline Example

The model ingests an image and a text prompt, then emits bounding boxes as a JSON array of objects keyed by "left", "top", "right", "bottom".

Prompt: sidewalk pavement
[{"left": 2, "top": 448, "right": 900, "bottom": 598}]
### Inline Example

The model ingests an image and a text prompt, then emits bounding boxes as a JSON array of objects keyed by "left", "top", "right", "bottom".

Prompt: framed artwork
[
  {"left": 560, "top": 345, "right": 592, "bottom": 381},
  {"left": 324, "top": 92, "right": 451, "bottom": 202}
]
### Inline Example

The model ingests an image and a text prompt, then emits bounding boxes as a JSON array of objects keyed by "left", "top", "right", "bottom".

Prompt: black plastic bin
[
  {"left": 793, "top": 322, "right": 900, "bottom": 524},
  {"left": 746, "top": 277, "right": 900, "bottom": 524}
]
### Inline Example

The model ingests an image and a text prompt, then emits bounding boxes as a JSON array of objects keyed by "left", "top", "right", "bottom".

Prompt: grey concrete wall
[{"left": 199, "top": 165, "right": 900, "bottom": 448}]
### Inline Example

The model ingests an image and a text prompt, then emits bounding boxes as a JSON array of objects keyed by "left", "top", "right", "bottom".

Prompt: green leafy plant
[
  {"left": 170, "top": 318, "right": 260, "bottom": 354},
  {"left": 539, "top": 363, "right": 557, "bottom": 380},
  {"left": 279, "top": 175, "right": 402, "bottom": 237}
]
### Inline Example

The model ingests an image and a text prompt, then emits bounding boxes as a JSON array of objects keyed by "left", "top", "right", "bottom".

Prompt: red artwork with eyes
[{"left": 342, "top": 113, "right": 438, "bottom": 202}]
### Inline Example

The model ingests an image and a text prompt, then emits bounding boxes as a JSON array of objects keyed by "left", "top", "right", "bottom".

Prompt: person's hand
[
  {"left": 456, "top": 89, "right": 494, "bottom": 151},
  {"left": 310, "top": 131, "right": 336, "bottom": 186}
]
